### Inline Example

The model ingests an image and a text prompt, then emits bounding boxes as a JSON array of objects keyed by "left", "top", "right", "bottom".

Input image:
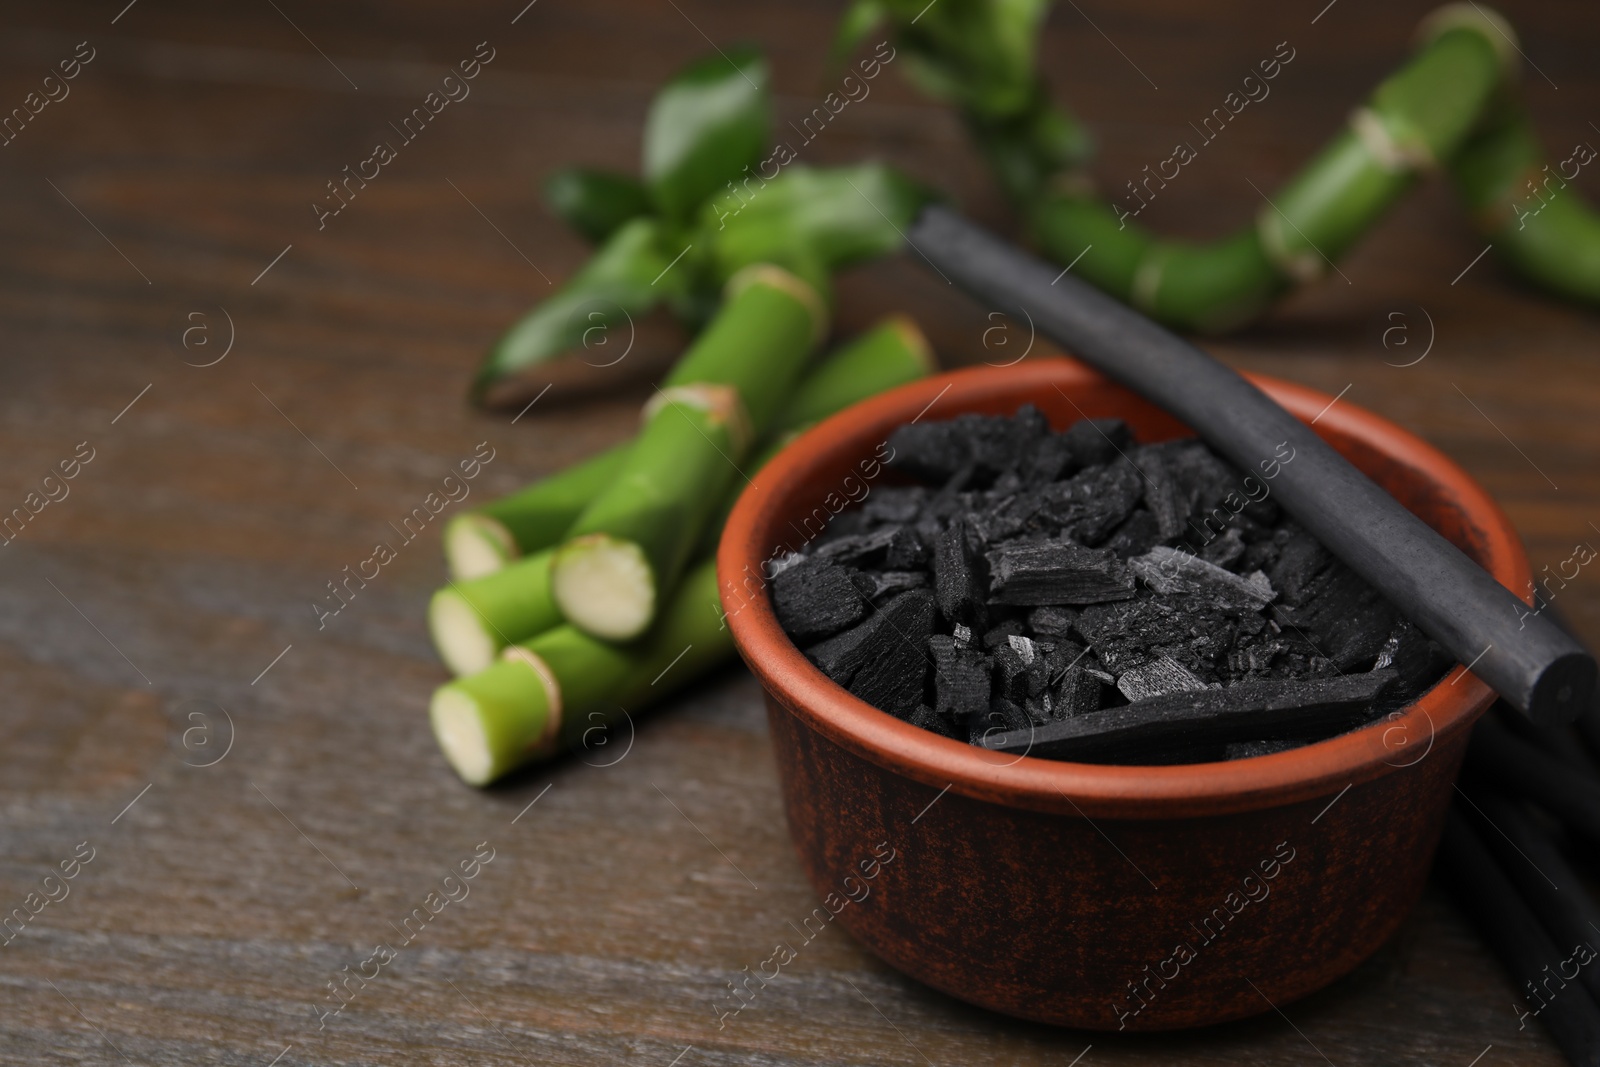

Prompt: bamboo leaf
[
  {"left": 471, "top": 218, "right": 684, "bottom": 401},
  {"left": 544, "top": 167, "right": 654, "bottom": 244},
  {"left": 643, "top": 47, "right": 771, "bottom": 223},
  {"left": 703, "top": 163, "right": 934, "bottom": 280}
]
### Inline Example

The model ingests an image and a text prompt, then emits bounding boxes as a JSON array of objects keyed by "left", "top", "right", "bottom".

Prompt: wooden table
[{"left": 1, "top": 1, "right": 1595, "bottom": 1063}]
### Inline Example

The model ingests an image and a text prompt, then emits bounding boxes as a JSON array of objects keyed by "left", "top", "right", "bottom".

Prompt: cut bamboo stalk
[
  {"left": 444, "top": 314, "right": 926, "bottom": 581},
  {"left": 428, "top": 550, "right": 562, "bottom": 677},
  {"left": 550, "top": 265, "right": 825, "bottom": 640},
  {"left": 429, "top": 558, "right": 730, "bottom": 785},
  {"left": 444, "top": 446, "right": 629, "bottom": 580},
  {"left": 432, "top": 318, "right": 936, "bottom": 673}
]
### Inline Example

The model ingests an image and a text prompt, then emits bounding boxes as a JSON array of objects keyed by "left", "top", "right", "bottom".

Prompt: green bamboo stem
[
  {"left": 444, "top": 445, "right": 630, "bottom": 580},
  {"left": 444, "top": 313, "right": 933, "bottom": 581},
  {"left": 432, "top": 317, "right": 936, "bottom": 674},
  {"left": 859, "top": 1, "right": 1600, "bottom": 328},
  {"left": 1028, "top": 15, "right": 1504, "bottom": 332},
  {"left": 1449, "top": 90, "right": 1600, "bottom": 304},
  {"left": 428, "top": 550, "right": 562, "bottom": 677},
  {"left": 551, "top": 265, "right": 825, "bottom": 640},
  {"left": 429, "top": 558, "right": 730, "bottom": 785}
]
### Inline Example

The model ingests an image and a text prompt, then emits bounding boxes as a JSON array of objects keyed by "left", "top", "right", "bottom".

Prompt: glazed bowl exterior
[{"left": 717, "top": 359, "right": 1527, "bottom": 1031}]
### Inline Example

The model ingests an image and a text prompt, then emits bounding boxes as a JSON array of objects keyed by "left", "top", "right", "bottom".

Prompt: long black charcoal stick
[
  {"left": 1436, "top": 806, "right": 1600, "bottom": 1065},
  {"left": 1466, "top": 716, "right": 1600, "bottom": 845},
  {"left": 1466, "top": 790, "right": 1600, "bottom": 1007},
  {"left": 905, "top": 205, "right": 1594, "bottom": 725}
]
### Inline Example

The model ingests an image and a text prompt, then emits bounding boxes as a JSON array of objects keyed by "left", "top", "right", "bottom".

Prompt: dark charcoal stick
[
  {"left": 1467, "top": 716, "right": 1600, "bottom": 846},
  {"left": 980, "top": 671, "right": 1394, "bottom": 762},
  {"left": 905, "top": 204, "right": 1595, "bottom": 725},
  {"left": 1436, "top": 806, "right": 1600, "bottom": 1065},
  {"left": 1465, "top": 790, "right": 1600, "bottom": 1007}
]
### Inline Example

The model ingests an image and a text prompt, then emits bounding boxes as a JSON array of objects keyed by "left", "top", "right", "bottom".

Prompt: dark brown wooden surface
[{"left": 0, "top": 0, "right": 1595, "bottom": 1063}]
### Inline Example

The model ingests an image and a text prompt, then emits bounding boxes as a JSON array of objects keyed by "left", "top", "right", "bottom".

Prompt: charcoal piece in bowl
[
  {"left": 886, "top": 406, "right": 1050, "bottom": 487},
  {"left": 934, "top": 519, "right": 989, "bottom": 630},
  {"left": 929, "top": 633, "right": 991, "bottom": 720},
  {"left": 981, "top": 670, "right": 1399, "bottom": 763},
  {"left": 812, "top": 526, "right": 899, "bottom": 567},
  {"left": 1115, "top": 655, "right": 1209, "bottom": 702},
  {"left": 1026, "top": 605, "right": 1079, "bottom": 638},
  {"left": 1061, "top": 417, "right": 1133, "bottom": 467},
  {"left": 1103, "top": 510, "right": 1163, "bottom": 559},
  {"left": 771, "top": 557, "right": 872, "bottom": 643},
  {"left": 807, "top": 590, "right": 935, "bottom": 716},
  {"left": 1128, "top": 546, "right": 1275, "bottom": 608},
  {"left": 987, "top": 538, "right": 1136, "bottom": 606},
  {"left": 865, "top": 570, "right": 928, "bottom": 601},
  {"left": 1034, "top": 461, "right": 1144, "bottom": 545}
]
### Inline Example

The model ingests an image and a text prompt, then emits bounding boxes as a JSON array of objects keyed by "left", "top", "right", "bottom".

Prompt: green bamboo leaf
[
  {"left": 702, "top": 163, "right": 934, "bottom": 279},
  {"left": 643, "top": 47, "right": 771, "bottom": 223},
  {"left": 544, "top": 167, "right": 654, "bottom": 244},
  {"left": 471, "top": 218, "right": 685, "bottom": 402}
]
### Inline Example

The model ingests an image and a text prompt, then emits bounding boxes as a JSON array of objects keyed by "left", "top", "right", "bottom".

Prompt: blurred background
[{"left": 0, "top": 1, "right": 1595, "bottom": 1064}]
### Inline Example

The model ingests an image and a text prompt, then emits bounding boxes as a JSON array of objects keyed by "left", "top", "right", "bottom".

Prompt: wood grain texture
[{"left": 0, "top": 0, "right": 1593, "bottom": 1063}]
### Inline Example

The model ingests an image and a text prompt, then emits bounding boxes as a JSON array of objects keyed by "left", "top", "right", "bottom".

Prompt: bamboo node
[
  {"left": 642, "top": 383, "right": 756, "bottom": 454},
  {"left": 725, "top": 263, "right": 830, "bottom": 344},
  {"left": 1415, "top": 3, "right": 1521, "bottom": 78},
  {"left": 1350, "top": 108, "right": 1436, "bottom": 173},
  {"left": 1255, "top": 208, "right": 1325, "bottom": 284},
  {"left": 1130, "top": 252, "right": 1168, "bottom": 314},
  {"left": 503, "top": 646, "right": 564, "bottom": 757}
]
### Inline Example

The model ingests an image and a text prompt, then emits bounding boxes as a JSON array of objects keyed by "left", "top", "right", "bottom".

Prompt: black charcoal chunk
[
  {"left": 1266, "top": 525, "right": 1333, "bottom": 607},
  {"left": 929, "top": 633, "right": 991, "bottom": 720},
  {"left": 1129, "top": 546, "right": 1275, "bottom": 607},
  {"left": 1062, "top": 417, "right": 1133, "bottom": 467},
  {"left": 813, "top": 526, "right": 899, "bottom": 567},
  {"left": 772, "top": 557, "right": 869, "bottom": 643},
  {"left": 987, "top": 538, "right": 1136, "bottom": 606},
  {"left": 885, "top": 526, "right": 931, "bottom": 570},
  {"left": 1116, "top": 655, "right": 1209, "bottom": 701},
  {"left": 1276, "top": 559, "right": 1399, "bottom": 671},
  {"left": 1027, "top": 605, "right": 1079, "bottom": 638},
  {"left": 807, "top": 591, "right": 935, "bottom": 715},
  {"left": 1104, "top": 510, "right": 1163, "bottom": 559},
  {"left": 1053, "top": 665, "right": 1106, "bottom": 717},
  {"left": 1034, "top": 461, "right": 1144, "bottom": 544},
  {"left": 909, "top": 703, "right": 961, "bottom": 739},
  {"left": 980, "top": 670, "right": 1399, "bottom": 762},
  {"left": 1020, "top": 431, "right": 1078, "bottom": 485},
  {"left": 862, "top": 486, "right": 929, "bottom": 525},
  {"left": 1075, "top": 590, "right": 1260, "bottom": 680},
  {"left": 969, "top": 696, "right": 1031, "bottom": 745},
  {"left": 934, "top": 520, "right": 989, "bottom": 630},
  {"left": 867, "top": 570, "right": 928, "bottom": 601},
  {"left": 981, "top": 618, "right": 1026, "bottom": 650},
  {"left": 1199, "top": 527, "right": 1248, "bottom": 570},
  {"left": 887, "top": 406, "right": 1050, "bottom": 487},
  {"left": 1373, "top": 619, "right": 1454, "bottom": 700}
]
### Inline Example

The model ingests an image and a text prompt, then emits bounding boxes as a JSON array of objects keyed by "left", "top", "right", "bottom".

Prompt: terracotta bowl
[{"left": 717, "top": 359, "right": 1527, "bottom": 1031}]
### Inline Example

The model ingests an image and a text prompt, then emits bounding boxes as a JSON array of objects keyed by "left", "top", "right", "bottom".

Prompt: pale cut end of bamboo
[
  {"left": 882, "top": 314, "right": 938, "bottom": 373},
  {"left": 724, "top": 262, "right": 830, "bottom": 344},
  {"left": 431, "top": 687, "right": 497, "bottom": 785},
  {"left": 1416, "top": 3, "right": 1520, "bottom": 77},
  {"left": 641, "top": 383, "right": 755, "bottom": 454},
  {"left": 429, "top": 653, "right": 561, "bottom": 785},
  {"left": 551, "top": 533, "right": 657, "bottom": 641},
  {"left": 428, "top": 587, "right": 500, "bottom": 677},
  {"left": 445, "top": 512, "right": 519, "bottom": 580}
]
